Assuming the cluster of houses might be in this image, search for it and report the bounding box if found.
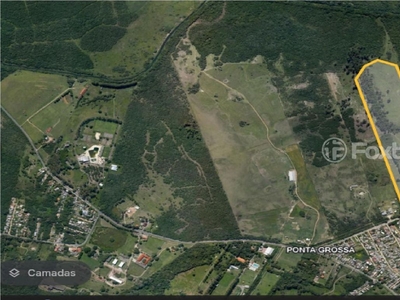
[231,246,275,272]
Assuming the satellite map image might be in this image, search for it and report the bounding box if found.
[1,0,400,298]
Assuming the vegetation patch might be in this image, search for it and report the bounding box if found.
[1,113,32,228]
[1,1,199,78]
[80,25,127,52]
[90,227,127,252]
[286,144,320,209]
[212,271,237,295]
[92,120,119,134]
[98,21,240,241]
[80,252,100,270]
[128,244,222,295]
[191,2,385,73]
[251,272,280,295]
[166,265,210,295]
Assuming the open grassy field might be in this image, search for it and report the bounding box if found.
[184,59,298,240]
[29,96,75,139]
[36,244,53,261]
[206,63,296,149]
[307,147,377,236]
[80,253,100,270]
[251,272,280,295]
[212,270,239,295]
[286,144,320,209]
[1,71,69,124]
[90,1,200,78]
[283,204,319,242]
[166,265,210,295]
[117,234,137,256]
[64,169,88,187]
[362,153,397,204]
[116,170,184,223]
[275,251,302,271]
[78,277,105,293]
[99,219,116,228]
[197,269,221,294]
[128,262,146,277]
[92,120,118,134]
[143,249,179,279]
[102,147,112,159]
[90,226,127,252]
[139,237,164,255]
[21,122,45,142]
[239,268,259,286]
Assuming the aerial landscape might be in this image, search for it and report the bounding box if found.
[1,1,400,297]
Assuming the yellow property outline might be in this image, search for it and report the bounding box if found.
[354,58,400,202]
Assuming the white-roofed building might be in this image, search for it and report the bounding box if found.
[112,258,118,265]
[118,261,125,268]
[108,274,123,284]
[78,155,90,163]
[260,246,275,256]
[111,164,118,171]
[288,169,297,182]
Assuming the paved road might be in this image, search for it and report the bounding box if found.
[324,218,400,247]
[2,104,396,250]
[65,215,100,248]
[134,229,287,247]
[331,259,396,295]
[1,234,53,245]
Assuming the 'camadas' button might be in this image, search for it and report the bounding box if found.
[1,261,91,286]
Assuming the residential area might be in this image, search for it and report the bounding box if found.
[326,220,400,294]
[2,186,98,247]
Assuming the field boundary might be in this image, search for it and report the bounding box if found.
[354,58,400,202]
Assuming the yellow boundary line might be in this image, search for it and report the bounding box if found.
[354,58,400,202]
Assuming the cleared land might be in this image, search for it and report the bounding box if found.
[1,71,68,124]
[89,226,127,252]
[117,234,138,255]
[166,265,210,295]
[92,120,118,134]
[174,44,325,241]
[193,68,294,239]
[29,94,75,139]
[80,253,100,270]
[212,269,240,295]
[116,170,184,223]
[251,272,280,295]
[140,237,165,256]
[239,268,259,286]
[275,251,303,271]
